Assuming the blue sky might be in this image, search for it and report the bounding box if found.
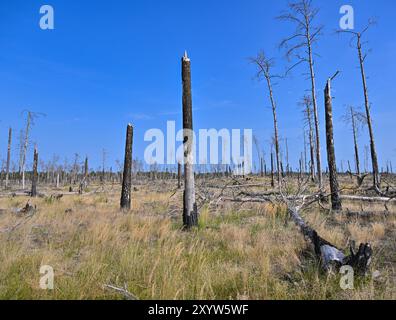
[0,0,395,171]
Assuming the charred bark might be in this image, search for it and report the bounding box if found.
[31,146,38,197]
[120,124,133,211]
[182,51,198,229]
[324,78,342,210]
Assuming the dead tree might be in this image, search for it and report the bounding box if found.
[19,111,45,190]
[270,151,275,188]
[250,52,282,185]
[5,128,12,189]
[338,21,380,190]
[278,0,323,188]
[84,156,89,179]
[342,106,366,177]
[120,124,133,211]
[21,112,31,190]
[79,156,89,194]
[31,146,38,197]
[182,51,198,229]
[177,162,182,189]
[300,96,316,182]
[324,74,342,210]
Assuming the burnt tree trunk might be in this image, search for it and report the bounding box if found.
[350,107,361,176]
[177,162,182,189]
[324,79,342,211]
[120,124,133,211]
[31,146,38,197]
[5,128,12,189]
[182,51,198,229]
[84,157,89,180]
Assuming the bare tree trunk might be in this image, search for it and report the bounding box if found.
[260,158,264,177]
[5,128,12,189]
[357,35,380,189]
[350,107,361,175]
[265,75,282,185]
[22,112,32,190]
[271,152,275,188]
[182,52,198,229]
[120,124,133,211]
[324,79,342,211]
[84,157,89,179]
[306,104,316,182]
[177,162,182,189]
[307,35,322,189]
[31,146,38,197]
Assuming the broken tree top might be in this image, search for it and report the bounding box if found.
[182,51,190,62]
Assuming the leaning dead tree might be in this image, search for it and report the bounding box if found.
[182,51,198,229]
[338,22,380,190]
[120,124,133,211]
[250,52,282,186]
[5,127,12,189]
[31,146,38,197]
[324,74,342,210]
[278,0,323,189]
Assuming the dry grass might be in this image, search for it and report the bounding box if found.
[0,179,395,300]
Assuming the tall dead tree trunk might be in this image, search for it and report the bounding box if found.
[324,77,342,211]
[308,35,323,189]
[350,107,361,175]
[250,52,282,185]
[357,35,380,189]
[84,157,89,179]
[120,124,133,211]
[182,51,198,229]
[278,0,323,188]
[302,96,316,182]
[21,112,32,190]
[5,128,12,189]
[339,24,380,189]
[31,146,38,197]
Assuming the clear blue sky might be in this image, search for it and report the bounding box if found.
[0,0,395,172]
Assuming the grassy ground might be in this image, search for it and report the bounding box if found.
[0,177,395,300]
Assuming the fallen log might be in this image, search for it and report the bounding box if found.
[287,205,372,274]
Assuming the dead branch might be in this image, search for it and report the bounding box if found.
[103,284,139,300]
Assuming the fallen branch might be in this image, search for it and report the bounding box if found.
[103,284,139,300]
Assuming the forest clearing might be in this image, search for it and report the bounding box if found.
[0,173,395,300]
